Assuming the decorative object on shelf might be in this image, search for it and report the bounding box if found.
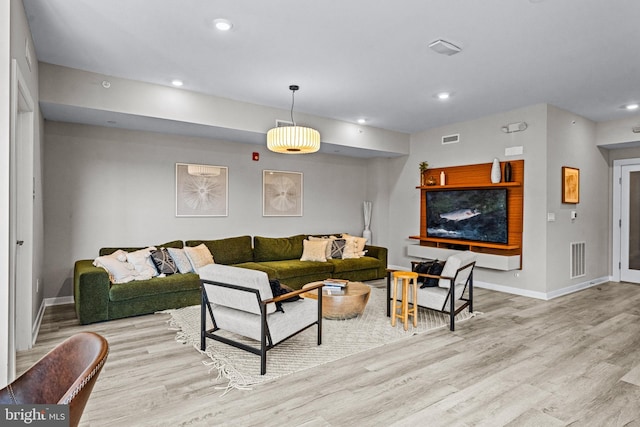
[362,201,372,243]
[176,163,228,217]
[440,171,446,186]
[263,170,303,216]
[490,158,501,183]
[504,161,513,182]
[427,176,437,186]
[267,85,321,154]
[419,161,429,186]
[562,166,580,204]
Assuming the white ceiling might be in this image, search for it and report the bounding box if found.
[23,0,640,141]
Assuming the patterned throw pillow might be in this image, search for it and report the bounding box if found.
[151,248,178,275]
[330,239,347,259]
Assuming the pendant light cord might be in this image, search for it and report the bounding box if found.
[290,89,296,126]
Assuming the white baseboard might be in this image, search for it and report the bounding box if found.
[475,276,610,301]
[31,299,46,346]
[45,296,74,306]
[31,296,75,346]
[389,266,608,300]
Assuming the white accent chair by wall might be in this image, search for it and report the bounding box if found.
[387,251,477,331]
[199,264,323,375]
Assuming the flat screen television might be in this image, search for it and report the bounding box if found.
[426,188,508,244]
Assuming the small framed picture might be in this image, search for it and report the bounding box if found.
[263,170,303,216]
[562,166,580,204]
[176,163,228,217]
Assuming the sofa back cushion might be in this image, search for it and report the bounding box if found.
[99,240,183,256]
[185,236,253,265]
[254,235,306,262]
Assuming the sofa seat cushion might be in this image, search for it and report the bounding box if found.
[256,260,334,279]
[328,256,381,273]
[231,262,278,279]
[186,236,253,265]
[109,273,200,302]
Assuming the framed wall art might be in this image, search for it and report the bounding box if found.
[562,166,580,204]
[176,163,228,217]
[263,170,303,216]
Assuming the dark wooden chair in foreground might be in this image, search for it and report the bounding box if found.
[199,263,323,375]
[0,332,109,427]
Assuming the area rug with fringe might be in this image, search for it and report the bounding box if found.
[165,285,477,394]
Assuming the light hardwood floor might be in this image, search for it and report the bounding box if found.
[17,281,640,426]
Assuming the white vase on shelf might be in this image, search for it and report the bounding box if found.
[491,158,501,184]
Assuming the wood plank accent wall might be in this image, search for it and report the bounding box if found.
[412,160,524,260]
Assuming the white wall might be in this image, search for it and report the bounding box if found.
[43,121,376,298]
[596,114,640,147]
[545,105,609,292]
[390,104,550,294]
[10,0,43,340]
[39,63,410,157]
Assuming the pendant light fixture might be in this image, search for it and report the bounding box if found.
[267,85,321,154]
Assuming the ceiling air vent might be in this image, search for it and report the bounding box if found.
[442,134,460,145]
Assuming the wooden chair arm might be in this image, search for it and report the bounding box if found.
[263,282,324,304]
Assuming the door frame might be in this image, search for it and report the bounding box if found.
[612,158,640,282]
[9,59,35,373]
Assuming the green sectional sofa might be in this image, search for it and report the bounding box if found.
[74,234,387,324]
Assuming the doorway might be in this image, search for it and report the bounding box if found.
[613,159,640,283]
[8,60,35,382]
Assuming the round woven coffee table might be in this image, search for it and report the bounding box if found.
[301,281,371,320]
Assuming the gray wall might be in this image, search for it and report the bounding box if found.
[545,105,609,292]
[43,103,617,301]
[389,104,550,294]
[384,104,610,296]
[10,0,44,339]
[43,121,375,298]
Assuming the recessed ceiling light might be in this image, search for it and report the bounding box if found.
[437,92,451,100]
[357,118,367,124]
[625,103,639,110]
[214,19,233,31]
[171,79,183,87]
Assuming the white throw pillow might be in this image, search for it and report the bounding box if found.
[126,247,158,279]
[300,239,328,262]
[167,247,193,274]
[308,236,333,259]
[342,233,367,252]
[341,236,361,259]
[93,250,139,284]
[184,244,215,273]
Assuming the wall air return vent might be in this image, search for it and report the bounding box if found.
[570,241,586,279]
[442,134,460,145]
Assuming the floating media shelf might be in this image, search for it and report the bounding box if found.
[411,160,524,270]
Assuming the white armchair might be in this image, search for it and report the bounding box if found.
[387,251,477,331]
[199,264,323,375]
